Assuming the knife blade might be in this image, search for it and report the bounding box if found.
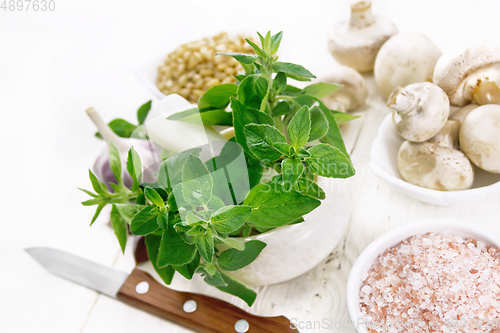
[26,247,299,333]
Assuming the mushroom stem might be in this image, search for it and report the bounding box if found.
[387,87,419,116]
[350,0,375,28]
[86,107,130,153]
[470,79,500,105]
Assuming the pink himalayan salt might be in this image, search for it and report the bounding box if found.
[359,232,500,333]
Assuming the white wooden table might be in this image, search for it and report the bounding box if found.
[2,0,500,332]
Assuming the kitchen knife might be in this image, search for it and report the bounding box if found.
[26,247,299,333]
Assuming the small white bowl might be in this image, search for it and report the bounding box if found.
[346,219,500,333]
[370,114,500,205]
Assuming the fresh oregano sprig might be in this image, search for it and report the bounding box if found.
[80,31,356,307]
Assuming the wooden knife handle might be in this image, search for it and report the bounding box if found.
[117,268,299,333]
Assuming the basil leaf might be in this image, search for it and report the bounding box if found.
[295,178,326,200]
[231,97,274,155]
[182,155,213,206]
[114,204,144,224]
[294,95,348,157]
[331,110,361,124]
[215,53,258,65]
[160,148,202,190]
[216,271,257,306]
[272,101,290,117]
[195,228,214,263]
[95,119,138,139]
[197,83,238,111]
[305,143,355,178]
[211,206,252,234]
[270,31,283,55]
[272,142,294,157]
[157,227,197,267]
[127,147,142,189]
[272,62,316,79]
[243,183,320,228]
[244,124,286,161]
[144,187,165,207]
[172,252,200,280]
[273,72,287,93]
[287,106,311,149]
[302,82,341,99]
[130,206,161,235]
[218,240,266,271]
[282,158,304,187]
[88,170,107,196]
[145,234,175,285]
[137,100,152,125]
[309,106,329,141]
[110,205,128,253]
[237,75,268,110]
[244,38,266,58]
[156,209,169,230]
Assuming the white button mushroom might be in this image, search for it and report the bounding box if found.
[398,134,474,191]
[374,33,442,99]
[450,104,479,123]
[315,65,368,112]
[459,104,500,173]
[429,119,461,149]
[388,82,450,142]
[433,45,500,106]
[328,0,397,72]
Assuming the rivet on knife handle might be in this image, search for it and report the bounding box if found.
[117,268,299,333]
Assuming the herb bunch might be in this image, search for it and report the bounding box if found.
[81,31,356,306]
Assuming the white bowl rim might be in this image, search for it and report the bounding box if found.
[346,219,500,333]
[370,114,500,203]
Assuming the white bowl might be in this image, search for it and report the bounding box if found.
[225,176,353,286]
[346,219,500,333]
[370,114,500,205]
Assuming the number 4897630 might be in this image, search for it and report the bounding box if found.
[1,0,55,11]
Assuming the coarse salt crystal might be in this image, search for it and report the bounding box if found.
[359,232,500,333]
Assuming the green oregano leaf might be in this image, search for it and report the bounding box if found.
[182,155,213,206]
[210,206,252,234]
[145,234,175,285]
[144,187,165,207]
[288,105,311,149]
[130,206,160,235]
[110,205,127,253]
[305,143,355,178]
[218,240,267,271]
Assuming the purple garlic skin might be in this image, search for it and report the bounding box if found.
[93,140,162,191]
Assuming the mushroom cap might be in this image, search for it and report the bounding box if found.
[374,33,442,99]
[389,82,450,142]
[398,141,474,191]
[459,104,500,173]
[328,1,397,72]
[429,119,461,150]
[433,45,500,106]
[316,65,368,112]
[449,104,479,123]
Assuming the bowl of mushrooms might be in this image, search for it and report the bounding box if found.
[370,45,500,205]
